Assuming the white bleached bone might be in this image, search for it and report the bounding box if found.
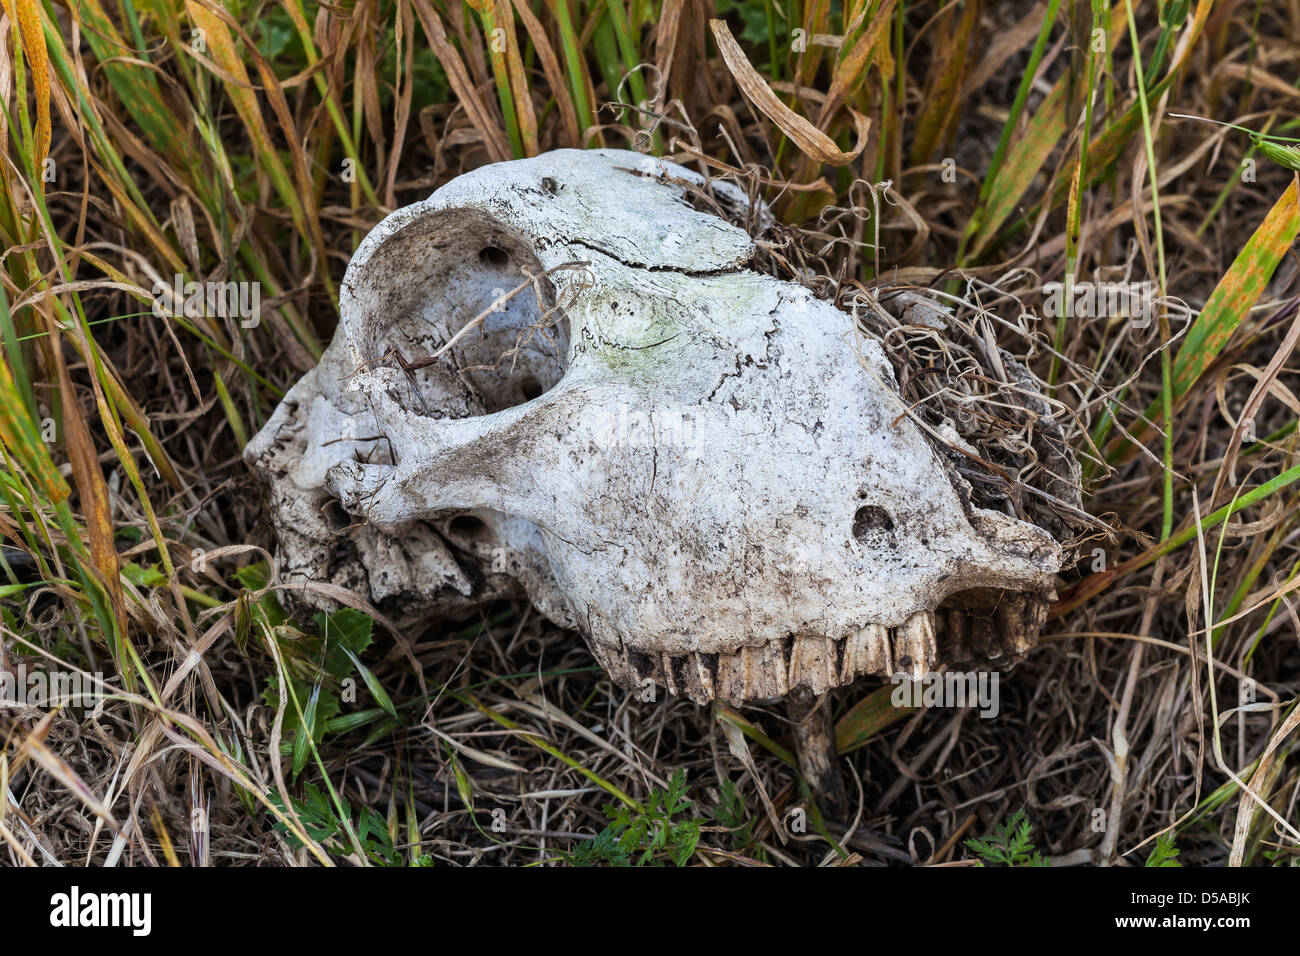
[245,148,1070,704]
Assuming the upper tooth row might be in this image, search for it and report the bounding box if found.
[587,596,1046,703]
[588,610,942,703]
[713,611,937,700]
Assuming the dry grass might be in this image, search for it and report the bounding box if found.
[1,0,1299,866]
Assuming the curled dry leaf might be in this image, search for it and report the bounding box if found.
[708,18,869,168]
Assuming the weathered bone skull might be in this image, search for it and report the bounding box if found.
[246,149,1068,704]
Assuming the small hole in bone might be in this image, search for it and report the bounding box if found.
[478,246,509,267]
[519,375,544,401]
[447,513,492,545]
[852,505,895,541]
[322,500,351,532]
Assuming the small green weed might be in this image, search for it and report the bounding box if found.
[709,777,766,861]
[1145,831,1183,867]
[269,782,431,867]
[964,808,1049,867]
[566,768,701,866]
[237,561,399,776]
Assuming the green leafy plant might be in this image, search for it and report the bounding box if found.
[566,768,701,867]
[710,777,765,860]
[269,782,431,867]
[964,808,1049,867]
[1145,831,1182,867]
[238,562,398,776]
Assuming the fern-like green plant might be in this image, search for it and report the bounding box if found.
[566,768,701,866]
[710,777,764,857]
[964,808,1049,866]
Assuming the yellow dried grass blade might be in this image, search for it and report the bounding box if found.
[1,0,51,172]
[55,348,126,638]
[1173,177,1300,399]
[908,0,977,165]
[411,0,511,162]
[965,82,1067,258]
[963,0,1130,259]
[710,18,869,168]
[184,0,327,283]
[509,0,580,145]
[1109,177,1300,460]
[836,684,914,754]
[814,0,894,130]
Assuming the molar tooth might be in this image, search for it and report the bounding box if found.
[662,653,681,697]
[943,608,970,661]
[971,613,997,658]
[998,594,1037,655]
[589,637,629,686]
[761,640,790,699]
[842,623,890,680]
[681,652,715,703]
[753,641,790,699]
[716,651,745,704]
[717,642,788,702]
[893,611,937,679]
[788,636,837,695]
[626,648,663,690]
[1030,593,1050,631]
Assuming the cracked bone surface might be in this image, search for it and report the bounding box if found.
[245,148,1069,704]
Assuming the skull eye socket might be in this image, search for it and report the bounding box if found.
[852,505,895,544]
[348,208,569,417]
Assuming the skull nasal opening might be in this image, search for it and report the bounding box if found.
[346,206,570,416]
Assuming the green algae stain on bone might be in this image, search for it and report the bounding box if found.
[576,272,772,379]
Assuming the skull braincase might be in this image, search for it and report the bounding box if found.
[245,148,1069,704]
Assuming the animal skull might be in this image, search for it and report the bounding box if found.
[245,148,1070,704]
